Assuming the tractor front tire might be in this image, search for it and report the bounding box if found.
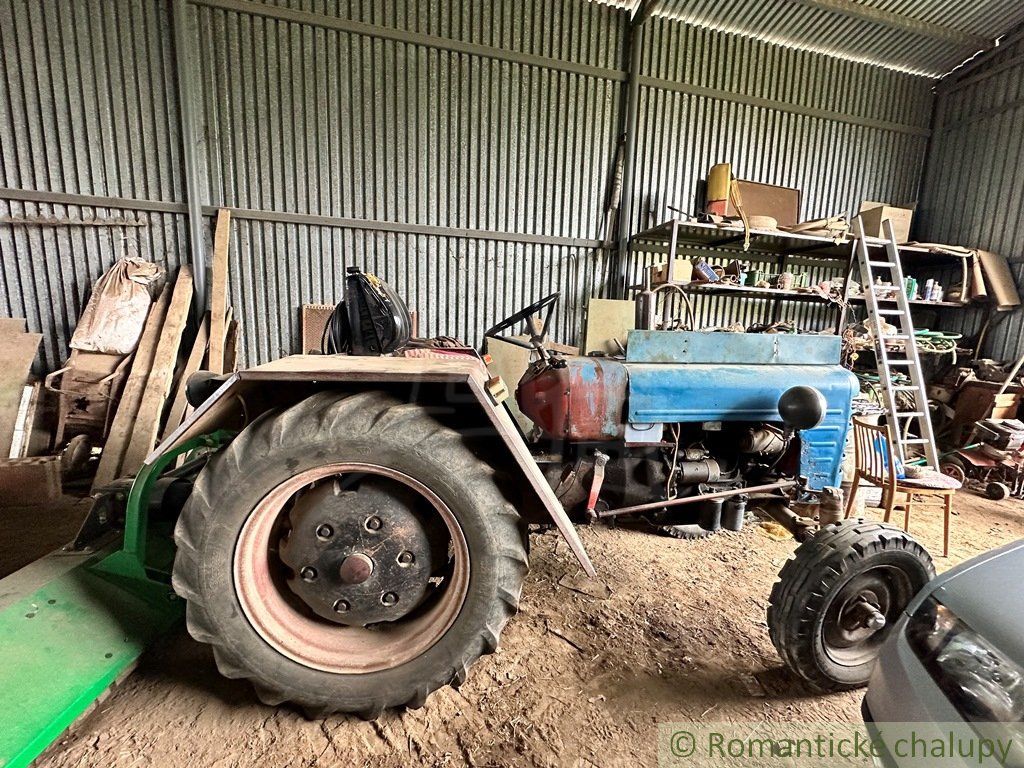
[767,520,934,692]
[172,390,528,718]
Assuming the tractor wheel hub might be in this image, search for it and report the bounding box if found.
[278,475,437,626]
[339,553,374,584]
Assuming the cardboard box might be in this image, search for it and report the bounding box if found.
[952,381,1023,435]
[649,259,693,286]
[859,202,914,243]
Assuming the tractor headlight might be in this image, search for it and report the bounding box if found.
[907,597,1024,723]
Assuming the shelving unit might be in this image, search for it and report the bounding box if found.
[627,218,971,333]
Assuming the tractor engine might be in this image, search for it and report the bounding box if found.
[516,330,858,532]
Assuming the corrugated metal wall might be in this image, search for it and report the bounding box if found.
[916,30,1024,360]
[0,0,188,370]
[2,0,944,368]
[623,17,934,332]
[181,0,627,362]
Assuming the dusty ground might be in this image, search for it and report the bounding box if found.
[15,489,1023,768]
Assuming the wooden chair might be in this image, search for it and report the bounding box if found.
[845,416,960,556]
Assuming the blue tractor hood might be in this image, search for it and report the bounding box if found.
[624,331,858,490]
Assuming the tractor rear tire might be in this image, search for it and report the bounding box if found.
[767,520,934,692]
[172,390,528,718]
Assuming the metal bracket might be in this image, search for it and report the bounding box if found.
[90,429,236,589]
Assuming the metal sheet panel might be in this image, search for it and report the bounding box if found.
[0,0,184,371]
[185,0,624,239]
[625,330,842,364]
[240,0,629,70]
[916,35,1024,360]
[630,18,932,231]
[175,0,627,363]
[0,199,188,370]
[622,18,932,332]
[225,216,616,364]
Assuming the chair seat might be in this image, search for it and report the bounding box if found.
[899,467,962,491]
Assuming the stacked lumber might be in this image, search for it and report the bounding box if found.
[92,270,188,489]
[91,208,240,489]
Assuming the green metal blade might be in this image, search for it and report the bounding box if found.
[0,550,182,768]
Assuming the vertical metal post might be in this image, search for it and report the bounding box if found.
[836,238,857,335]
[615,12,647,298]
[171,0,208,314]
[662,218,679,327]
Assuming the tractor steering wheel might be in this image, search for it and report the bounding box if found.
[483,292,561,356]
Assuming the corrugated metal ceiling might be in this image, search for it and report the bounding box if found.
[606,0,1024,78]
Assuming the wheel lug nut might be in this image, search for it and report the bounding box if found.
[333,599,350,613]
[315,523,334,540]
[300,566,318,582]
[397,550,415,566]
[365,515,382,531]
[381,592,398,607]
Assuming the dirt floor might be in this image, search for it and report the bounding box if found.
[15,489,1023,767]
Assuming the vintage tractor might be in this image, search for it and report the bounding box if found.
[0,270,935,767]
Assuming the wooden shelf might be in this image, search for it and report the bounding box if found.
[675,282,836,303]
[629,219,852,261]
[629,219,973,267]
[848,296,967,308]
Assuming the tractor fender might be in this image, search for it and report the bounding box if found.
[151,354,595,577]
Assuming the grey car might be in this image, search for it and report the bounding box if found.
[864,539,1024,766]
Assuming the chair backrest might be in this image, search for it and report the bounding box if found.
[851,416,897,487]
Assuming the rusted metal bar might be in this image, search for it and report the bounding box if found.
[596,480,796,519]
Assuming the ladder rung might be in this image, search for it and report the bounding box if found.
[893,385,918,391]
[895,411,925,418]
[868,261,895,268]
[887,360,917,366]
[903,438,929,444]
[884,334,912,340]
[876,309,905,315]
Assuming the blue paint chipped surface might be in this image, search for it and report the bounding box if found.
[627,363,858,489]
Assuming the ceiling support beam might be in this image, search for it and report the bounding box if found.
[785,0,991,49]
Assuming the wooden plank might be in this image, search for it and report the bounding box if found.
[0,318,27,334]
[485,338,534,433]
[120,267,194,476]
[10,382,48,457]
[223,314,239,373]
[92,286,171,490]
[0,324,42,458]
[160,314,209,441]
[583,298,635,355]
[208,208,231,374]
